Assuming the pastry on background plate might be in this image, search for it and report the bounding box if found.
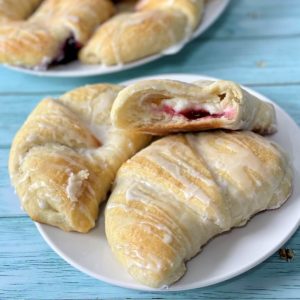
[79,0,204,65]
[111,79,277,135]
[0,0,115,69]
[9,84,150,233]
[105,131,292,288]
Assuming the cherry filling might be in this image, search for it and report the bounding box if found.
[51,35,82,66]
[162,105,225,120]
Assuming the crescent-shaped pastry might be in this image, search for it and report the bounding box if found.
[0,0,115,69]
[79,9,188,65]
[9,84,150,233]
[105,131,292,287]
[0,0,42,22]
[111,79,277,135]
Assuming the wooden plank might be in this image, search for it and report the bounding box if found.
[0,36,300,94]
[0,148,23,216]
[206,0,300,39]
[0,216,299,299]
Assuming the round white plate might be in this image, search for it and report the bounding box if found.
[5,0,230,77]
[36,74,300,291]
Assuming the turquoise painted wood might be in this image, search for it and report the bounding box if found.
[1,0,300,299]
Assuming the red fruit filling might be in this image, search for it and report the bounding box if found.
[162,105,225,120]
[51,35,82,66]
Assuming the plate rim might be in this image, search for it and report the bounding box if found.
[36,73,300,292]
[4,0,230,78]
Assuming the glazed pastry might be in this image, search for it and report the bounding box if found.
[111,79,277,135]
[9,84,150,233]
[30,0,115,45]
[115,0,138,13]
[136,0,204,30]
[79,9,188,65]
[0,0,115,69]
[105,131,292,287]
[0,0,43,22]
[0,23,64,69]
[79,0,203,65]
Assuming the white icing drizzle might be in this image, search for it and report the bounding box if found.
[115,244,164,273]
[22,180,49,204]
[108,200,181,248]
[109,180,197,253]
[186,132,284,226]
[149,152,211,203]
[66,170,89,202]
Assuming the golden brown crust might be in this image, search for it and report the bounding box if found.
[105,131,292,287]
[9,84,150,233]
[0,23,62,68]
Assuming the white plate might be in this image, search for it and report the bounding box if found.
[4,0,230,77]
[35,74,300,291]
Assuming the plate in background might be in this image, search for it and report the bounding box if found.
[35,74,300,291]
[5,0,230,77]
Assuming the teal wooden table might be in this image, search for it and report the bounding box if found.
[1,1,300,299]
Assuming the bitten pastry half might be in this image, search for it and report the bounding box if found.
[105,131,292,288]
[79,0,204,65]
[0,0,115,69]
[111,79,277,135]
[9,84,150,233]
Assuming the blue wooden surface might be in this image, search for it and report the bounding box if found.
[1,0,300,299]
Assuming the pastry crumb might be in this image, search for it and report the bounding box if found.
[256,60,267,68]
[279,248,295,261]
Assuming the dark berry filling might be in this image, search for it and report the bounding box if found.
[162,105,224,120]
[51,35,82,66]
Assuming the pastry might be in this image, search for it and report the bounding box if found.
[79,10,188,65]
[0,0,115,69]
[105,131,292,287]
[9,84,150,233]
[111,79,277,135]
[0,0,205,68]
[79,0,204,65]
[0,0,42,23]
